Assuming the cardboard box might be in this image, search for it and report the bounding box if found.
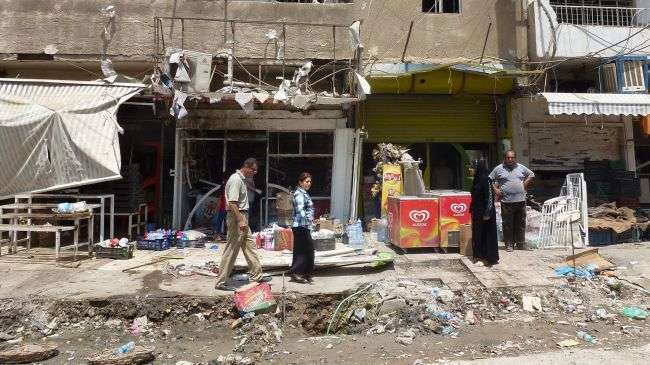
[459,224,473,257]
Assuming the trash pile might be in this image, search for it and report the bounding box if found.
[232,313,283,356]
[163,261,220,278]
[326,271,649,347]
[326,279,472,340]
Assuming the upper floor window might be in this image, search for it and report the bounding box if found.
[549,0,644,27]
[422,0,461,13]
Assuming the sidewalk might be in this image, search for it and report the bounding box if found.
[0,241,648,300]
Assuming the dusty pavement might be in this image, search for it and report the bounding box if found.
[0,242,648,364]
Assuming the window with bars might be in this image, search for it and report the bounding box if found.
[549,0,643,27]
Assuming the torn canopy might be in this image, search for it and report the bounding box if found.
[0,79,143,199]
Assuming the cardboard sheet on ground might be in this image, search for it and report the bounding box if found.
[0,79,143,199]
[553,248,615,273]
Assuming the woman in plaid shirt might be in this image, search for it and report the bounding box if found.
[288,172,315,284]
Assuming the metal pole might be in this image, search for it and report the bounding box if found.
[401,21,414,63]
[181,19,185,50]
[479,22,493,65]
[332,26,337,95]
[229,21,236,92]
[172,129,183,229]
[265,131,270,226]
[349,129,363,221]
[282,24,286,79]
[223,0,229,44]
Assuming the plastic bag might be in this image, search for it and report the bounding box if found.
[345,219,365,247]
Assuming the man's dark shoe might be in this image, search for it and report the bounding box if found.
[215,283,237,291]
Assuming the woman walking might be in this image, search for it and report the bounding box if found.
[289,172,315,283]
[470,158,499,266]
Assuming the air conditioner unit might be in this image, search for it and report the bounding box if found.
[622,60,645,92]
[599,56,649,93]
[165,49,213,93]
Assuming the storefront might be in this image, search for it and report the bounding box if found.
[512,93,644,202]
[358,63,517,220]
[171,103,356,230]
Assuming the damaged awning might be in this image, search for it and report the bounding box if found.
[542,92,650,116]
[365,60,528,94]
[0,78,144,199]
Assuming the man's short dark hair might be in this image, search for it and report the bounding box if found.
[242,158,258,168]
[504,150,516,157]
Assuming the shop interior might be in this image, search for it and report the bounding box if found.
[179,130,335,234]
[361,142,493,221]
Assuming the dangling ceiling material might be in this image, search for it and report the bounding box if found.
[0,79,143,199]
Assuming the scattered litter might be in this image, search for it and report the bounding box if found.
[595,308,608,319]
[522,296,542,312]
[395,329,417,346]
[128,316,150,336]
[349,308,367,323]
[620,307,648,320]
[576,331,595,344]
[212,353,253,365]
[88,345,155,365]
[113,341,135,355]
[555,266,596,279]
[557,339,580,348]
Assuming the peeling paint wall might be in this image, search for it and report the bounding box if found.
[0,0,519,64]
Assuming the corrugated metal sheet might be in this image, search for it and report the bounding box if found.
[542,92,650,116]
[0,79,143,199]
[360,95,497,143]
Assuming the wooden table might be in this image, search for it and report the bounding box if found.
[14,194,115,241]
[0,204,99,260]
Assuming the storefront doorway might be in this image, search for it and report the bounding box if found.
[174,130,337,231]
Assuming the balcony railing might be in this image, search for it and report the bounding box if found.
[551,5,650,27]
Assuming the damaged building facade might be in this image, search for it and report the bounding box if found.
[0,0,572,231]
[517,0,650,206]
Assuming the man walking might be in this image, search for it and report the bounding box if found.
[489,151,534,252]
[215,158,268,291]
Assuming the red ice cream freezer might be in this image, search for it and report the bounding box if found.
[427,190,472,248]
[387,196,440,248]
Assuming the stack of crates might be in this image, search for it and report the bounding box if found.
[584,159,640,207]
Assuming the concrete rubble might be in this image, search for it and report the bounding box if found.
[0,244,648,363]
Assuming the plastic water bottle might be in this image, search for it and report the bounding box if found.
[114,341,135,355]
[576,331,595,343]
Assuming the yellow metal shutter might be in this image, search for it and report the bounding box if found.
[360,95,497,143]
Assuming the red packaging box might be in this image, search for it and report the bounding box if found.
[387,196,440,248]
[234,282,277,315]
